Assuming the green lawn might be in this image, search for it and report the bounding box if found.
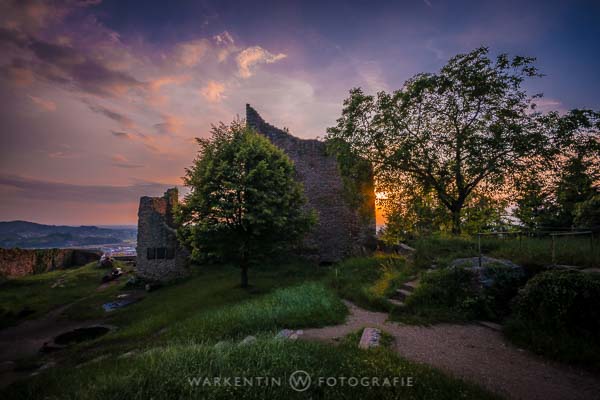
[0,257,500,399]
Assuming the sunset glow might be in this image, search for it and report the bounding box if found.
[1,0,599,225]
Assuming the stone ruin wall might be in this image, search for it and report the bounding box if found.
[136,188,189,282]
[135,105,376,280]
[0,248,101,278]
[246,104,376,262]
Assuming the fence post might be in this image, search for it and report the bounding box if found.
[591,233,595,265]
[478,234,482,267]
[551,234,556,265]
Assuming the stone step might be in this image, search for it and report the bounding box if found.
[394,288,412,300]
[477,321,502,331]
[401,280,419,292]
[388,299,405,307]
[358,327,381,349]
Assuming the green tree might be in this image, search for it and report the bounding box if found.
[327,47,547,234]
[555,156,596,227]
[514,110,600,229]
[574,194,600,229]
[178,121,315,288]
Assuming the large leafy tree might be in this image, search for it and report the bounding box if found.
[178,121,315,288]
[327,47,547,234]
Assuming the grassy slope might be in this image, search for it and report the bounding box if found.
[0,258,498,399]
[0,262,128,328]
[329,255,416,311]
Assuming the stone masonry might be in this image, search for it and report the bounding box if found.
[135,105,376,280]
[246,104,376,262]
[136,188,189,282]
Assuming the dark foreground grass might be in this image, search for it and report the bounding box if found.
[504,320,600,370]
[3,338,498,400]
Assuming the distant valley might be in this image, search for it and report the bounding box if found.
[0,221,136,249]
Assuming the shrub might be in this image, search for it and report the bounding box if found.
[480,265,526,320]
[511,271,600,337]
[505,270,600,367]
[401,268,485,322]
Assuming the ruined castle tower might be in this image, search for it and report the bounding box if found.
[136,188,189,281]
[246,104,376,262]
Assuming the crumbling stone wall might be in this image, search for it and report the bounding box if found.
[0,248,101,278]
[246,104,376,262]
[136,188,189,282]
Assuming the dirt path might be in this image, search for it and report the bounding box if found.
[303,301,600,400]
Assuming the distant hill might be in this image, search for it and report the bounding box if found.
[0,221,137,249]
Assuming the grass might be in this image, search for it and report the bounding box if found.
[504,319,600,370]
[3,338,498,400]
[329,255,416,311]
[168,282,347,342]
[390,267,484,325]
[409,235,600,271]
[0,262,127,328]
[0,257,500,399]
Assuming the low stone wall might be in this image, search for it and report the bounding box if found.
[0,248,101,278]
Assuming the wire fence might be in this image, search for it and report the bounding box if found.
[477,228,598,268]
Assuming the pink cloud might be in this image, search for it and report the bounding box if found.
[201,80,226,103]
[29,94,56,111]
[236,46,287,78]
[175,39,210,67]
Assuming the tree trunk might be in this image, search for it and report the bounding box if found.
[451,206,462,235]
[241,264,248,288]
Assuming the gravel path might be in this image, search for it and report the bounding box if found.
[302,301,600,400]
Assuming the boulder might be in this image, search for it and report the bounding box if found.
[239,335,256,346]
[98,256,114,269]
[450,256,524,288]
[276,329,303,340]
[358,327,381,349]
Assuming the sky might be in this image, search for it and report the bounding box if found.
[0,0,599,226]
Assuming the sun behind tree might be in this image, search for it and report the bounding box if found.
[177,120,316,288]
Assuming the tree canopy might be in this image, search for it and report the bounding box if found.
[327,47,599,234]
[178,121,315,287]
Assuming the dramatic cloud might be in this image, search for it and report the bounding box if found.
[0,0,594,225]
[236,46,287,78]
[213,31,234,46]
[175,39,210,67]
[111,154,144,169]
[28,94,56,111]
[110,130,132,139]
[87,103,135,128]
[1,34,144,96]
[153,115,183,135]
[0,173,175,203]
[201,80,226,102]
